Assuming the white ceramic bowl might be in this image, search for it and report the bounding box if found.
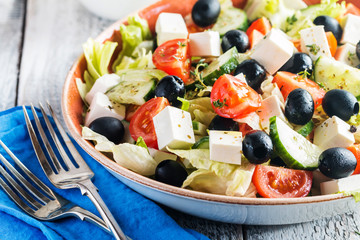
[62,0,360,225]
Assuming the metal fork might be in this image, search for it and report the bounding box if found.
[0,139,109,232]
[23,104,128,240]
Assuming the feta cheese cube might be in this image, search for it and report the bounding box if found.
[250,29,294,75]
[283,0,307,10]
[256,95,286,133]
[209,130,243,165]
[189,31,221,57]
[85,74,120,104]
[313,116,355,150]
[153,106,195,150]
[300,26,332,61]
[334,43,360,67]
[320,174,360,195]
[155,13,188,46]
[341,14,360,45]
[84,92,126,126]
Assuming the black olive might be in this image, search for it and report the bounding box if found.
[221,30,250,53]
[313,15,343,42]
[155,160,188,187]
[270,157,287,167]
[279,53,313,75]
[322,89,359,121]
[89,117,125,144]
[153,37,158,52]
[234,59,266,91]
[319,147,357,179]
[155,75,185,107]
[285,88,314,125]
[242,130,273,164]
[208,115,239,131]
[192,0,221,27]
[356,41,360,60]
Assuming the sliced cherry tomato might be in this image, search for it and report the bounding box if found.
[347,144,360,175]
[248,29,264,49]
[252,165,313,198]
[210,74,262,119]
[325,31,337,57]
[272,71,326,109]
[129,97,170,149]
[246,17,272,37]
[153,39,191,83]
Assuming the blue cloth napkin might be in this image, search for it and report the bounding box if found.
[0,106,210,240]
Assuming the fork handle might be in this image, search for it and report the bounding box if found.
[78,179,128,240]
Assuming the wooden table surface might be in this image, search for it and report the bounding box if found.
[2,0,360,239]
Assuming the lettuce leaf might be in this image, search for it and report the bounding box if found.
[168,148,256,196]
[112,14,152,71]
[112,143,157,176]
[187,97,216,127]
[284,0,345,38]
[116,47,155,71]
[83,38,118,85]
[82,127,157,176]
[82,127,115,152]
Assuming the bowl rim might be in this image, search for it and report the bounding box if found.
[61,0,350,207]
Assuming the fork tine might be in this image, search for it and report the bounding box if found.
[0,176,37,217]
[46,102,90,169]
[0,163,43,209]
[0,139,54,201]
[27,105,63,173]
[39,103,76,170]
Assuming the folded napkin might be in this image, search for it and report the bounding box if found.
[0,106,210,240]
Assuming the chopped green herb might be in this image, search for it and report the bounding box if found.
[306,44,320,55]
[213,98,228,108]
[177,41,187,47]
[286,14,298,25]
[195,83,206,89]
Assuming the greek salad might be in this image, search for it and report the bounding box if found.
[77,0,360,199]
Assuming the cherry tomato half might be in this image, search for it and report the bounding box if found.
[153,39,191,83]
[129,97,170,149]
[252,165,313,198]
[210,74,262,119]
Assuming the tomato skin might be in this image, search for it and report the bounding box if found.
[252,165,313,198]
[347,145,360,175]
[129,97,170,149]
[272,71,326,109]
[246,17,272,36]
[248,29,264,49]
[210,74,262,119]
[153,39,191,83]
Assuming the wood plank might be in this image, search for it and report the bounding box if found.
[243,205,360,240]
[16,0,243,239]
[17,0,113,119]
[0,0,25,110]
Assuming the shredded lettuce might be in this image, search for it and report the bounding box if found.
[83,38,118,86]
[112,143,157,176]
[284,0,346,38]
[167,148,256,196]
[187,98,216,127]
[116,48,155,71]
[177,97,190,111]
[112,14,152,71]
[82,127,115,152]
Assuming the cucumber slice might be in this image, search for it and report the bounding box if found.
[270,116,322,170]
[107,79,156,105]
[192,121,207,135]
[202,47,240,86]
[314,56,360,98]
[192,136,209,149]
[295,120,314,138]
[211,6,248,36]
